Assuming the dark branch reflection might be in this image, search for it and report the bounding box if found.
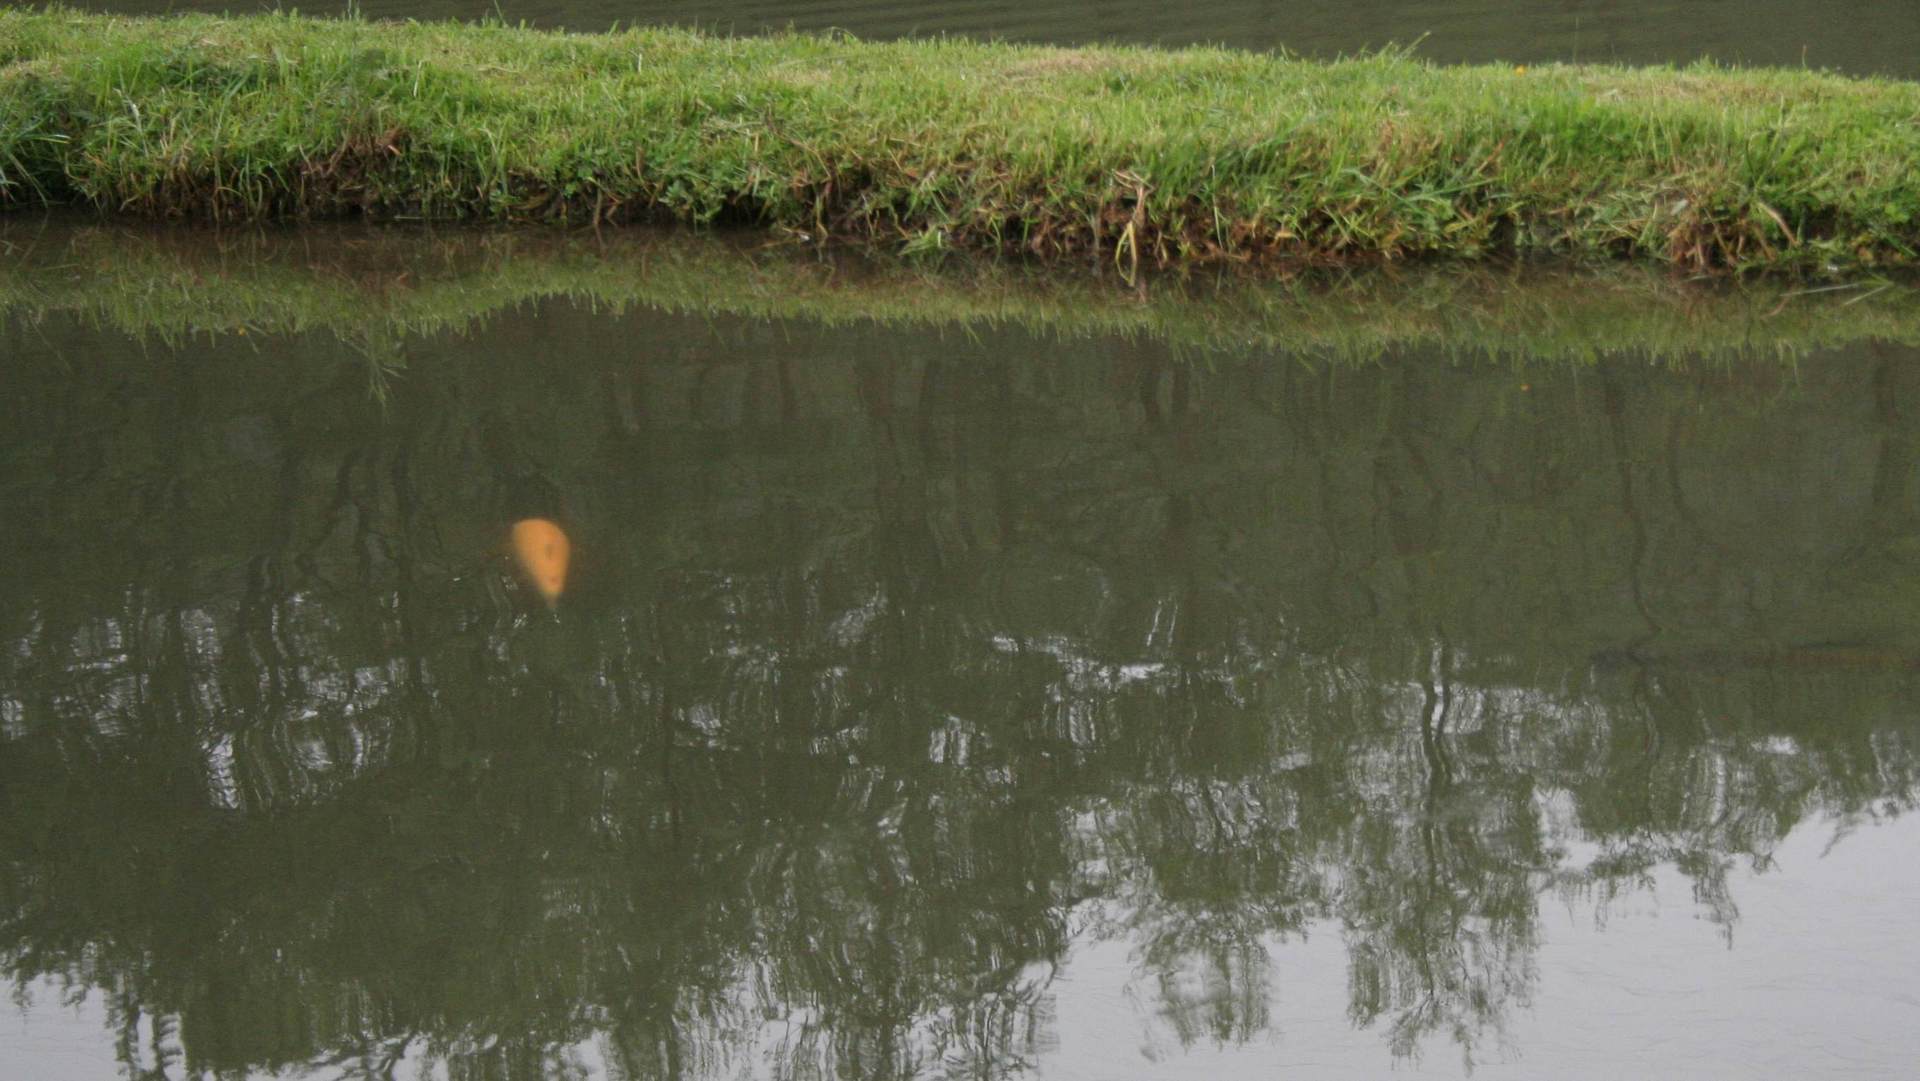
[3,302,1919,1079]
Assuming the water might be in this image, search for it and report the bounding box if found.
[51,0,1920,78]
[2,222,1920,1079]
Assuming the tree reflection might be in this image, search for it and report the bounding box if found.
[3,305,1920,1078]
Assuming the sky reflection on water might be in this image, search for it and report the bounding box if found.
[3,230,1920,1079]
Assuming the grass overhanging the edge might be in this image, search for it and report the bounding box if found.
[3,10,1920,274]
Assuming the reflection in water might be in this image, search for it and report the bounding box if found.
[2,294,1920,1079]
[511,518,572,607]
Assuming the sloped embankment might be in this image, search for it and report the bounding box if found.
[3,11,1920,272]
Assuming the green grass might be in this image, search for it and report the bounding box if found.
[3,10,1920,273]
[6,221,1919,362]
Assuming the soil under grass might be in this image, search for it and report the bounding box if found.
[4,10,1920,273]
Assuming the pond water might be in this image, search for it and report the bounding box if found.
[3,223,1920,1079]
[49,0,1920,78]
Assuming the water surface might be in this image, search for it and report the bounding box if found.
[40,0,1920,78]
[3,224,1920,1079]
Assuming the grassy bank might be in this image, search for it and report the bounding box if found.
[5,221,1919,362]
[2,13,1919,272]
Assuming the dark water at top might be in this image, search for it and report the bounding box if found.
[54,0,1920,78]
[3,224,1920,1078]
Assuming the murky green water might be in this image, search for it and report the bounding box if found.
[51,0,1920,78]
[3,223,1920,1079]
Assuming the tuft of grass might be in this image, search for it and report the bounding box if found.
[3,9,1920,273]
